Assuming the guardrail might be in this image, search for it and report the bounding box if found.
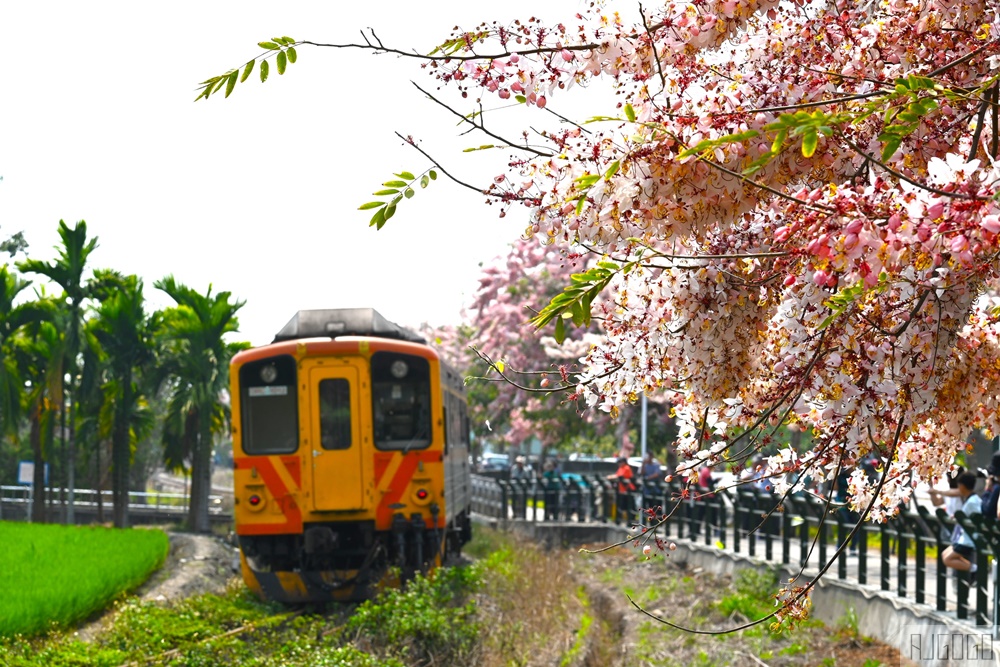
[470,474,1000,628]
[0,485,227,521]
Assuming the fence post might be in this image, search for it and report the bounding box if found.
[781,501,791,565]
[879,522,892,592]
[835,508,847,580]
[896,518,909,599]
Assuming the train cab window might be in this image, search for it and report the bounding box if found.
[371,352,431,451]
[240,355,298,454]
[319,378,352,450]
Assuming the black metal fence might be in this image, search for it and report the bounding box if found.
[470,474,1000,626]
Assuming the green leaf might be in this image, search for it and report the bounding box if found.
[372,189,399,196]
[259,41,280,50]
[224,70,238,98]
[428,170,438,180]
[282,36,295,43]
[881,137,902,162]
[604,160,621,180]
[369,207,386,228]
[771,129,787,154]
[260,59,269,83]
[286,46,297,64]
[384,204,397,223]
[383,180,408,188]
[575,196,586,215]
[800,129,818,158]
[240,60,255,83]
[554,315,566,344]
[397,171,415,180]
[515,95,527,104]
[742,152,775,175]
[496,361,505,373]
[404,188,415,199]
[624,104,636,122]
[212,79,226,94]
[420,175,430,188]
[276,51,287,75]
[359,202,385,211]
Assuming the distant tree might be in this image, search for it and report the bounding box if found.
[0,266,50,440]
[91,272,157,528]
[155,276,246,533]
[13,315,63,522]
[465,237,618,452]
[0,231,27,258]
[18,220,98,523]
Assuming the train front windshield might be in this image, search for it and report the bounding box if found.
[371,351,431,451]
[239,355,299,454]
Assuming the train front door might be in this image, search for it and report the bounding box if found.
[308,364,365,512]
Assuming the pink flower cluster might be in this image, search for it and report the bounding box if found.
[424,0,1000,517]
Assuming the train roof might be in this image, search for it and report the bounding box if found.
[272,308,426,344]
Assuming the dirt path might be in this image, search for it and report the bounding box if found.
[75,532,240,642]
[138,532,241,603]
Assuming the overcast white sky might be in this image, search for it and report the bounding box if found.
[0,1,601,347]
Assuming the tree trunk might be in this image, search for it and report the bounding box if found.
[111,376,132,529]
[30,410,45,523]
[60,400,68,523]
[95,439,104,523]
[188,407,213,533]
[67,397,76,525]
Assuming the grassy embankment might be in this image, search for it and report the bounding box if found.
[0,521,169,638]
[0,527,600,667]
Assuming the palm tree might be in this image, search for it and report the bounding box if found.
[0,265,51,439]
[18,220,98,523]
[13,316,64,522]
[91,273,156,528]
[155,276,245,533]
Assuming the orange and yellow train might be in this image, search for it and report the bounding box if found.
[230,308,472,602]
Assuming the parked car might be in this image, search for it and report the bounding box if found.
[478,453,511,473]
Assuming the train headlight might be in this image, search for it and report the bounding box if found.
[260,364,278,383]
[390,360,408,378]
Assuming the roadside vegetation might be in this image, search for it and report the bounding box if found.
[0,522,168,638]
[0,526,906,666]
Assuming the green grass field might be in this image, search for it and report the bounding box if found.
[0,521,169,638]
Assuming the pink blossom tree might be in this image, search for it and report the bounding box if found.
[201,0,1000,627]
[463,236,603,451]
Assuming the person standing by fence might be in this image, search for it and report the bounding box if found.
[608,457,636,523]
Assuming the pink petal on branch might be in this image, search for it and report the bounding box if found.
[982,215,1000,234]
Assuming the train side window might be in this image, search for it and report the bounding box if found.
[240,355,298,455]
[319,378,352,450]
[371,352,431,451]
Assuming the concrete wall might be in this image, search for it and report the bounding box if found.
[671,539,1000,667]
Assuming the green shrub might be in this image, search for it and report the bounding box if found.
[346,565,483,664]
[716,568,778,623]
